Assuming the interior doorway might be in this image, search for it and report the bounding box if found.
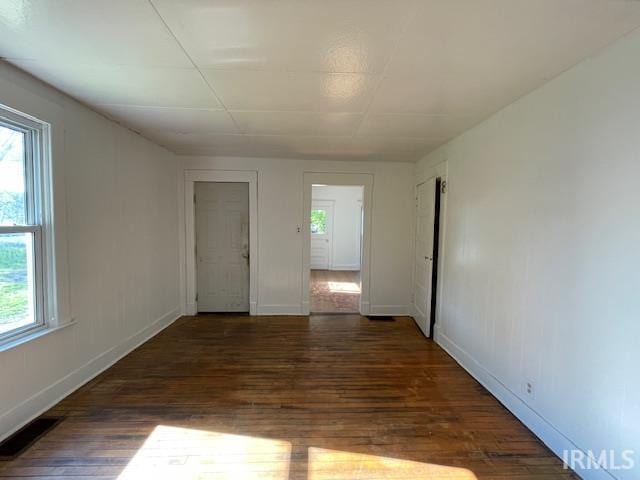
[309,185,363,314]
[195,182,250,313]
[302,173,372,316]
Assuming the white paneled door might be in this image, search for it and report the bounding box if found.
[414,178,436,336]
[195,182,249,312]
[310,200,334,270]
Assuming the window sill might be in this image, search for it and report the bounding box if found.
[0,319,76,353]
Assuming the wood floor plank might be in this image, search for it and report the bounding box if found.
[0,315,577,479]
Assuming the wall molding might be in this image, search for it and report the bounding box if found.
[0,307,181,442]
[436,330,616,480]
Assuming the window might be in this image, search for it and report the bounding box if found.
[0,106,52,344]
[310,209,327,234]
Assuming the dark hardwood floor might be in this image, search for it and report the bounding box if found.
[0,315,577,479]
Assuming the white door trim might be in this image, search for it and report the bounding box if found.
[185,170,258,316]
[302,173,373,315]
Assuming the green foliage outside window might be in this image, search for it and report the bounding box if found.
[0,127,29,330]
[0,192,23,225]
[0,237,28,325]
[310,209,327,234]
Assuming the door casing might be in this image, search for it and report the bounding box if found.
[302,173,373,316]
[184,170,258,316]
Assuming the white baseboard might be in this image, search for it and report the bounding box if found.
[360,300,370,316]
[185,302,197,315]
[436,331,616,480]
[301,300,310,316]
[256,304,304,315]
[0,307,181,442]
[368,304,409,316]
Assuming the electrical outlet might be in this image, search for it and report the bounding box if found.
[525,380,535,399]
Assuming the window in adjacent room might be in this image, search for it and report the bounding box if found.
[310,209,327,234]
[0,105,53,345]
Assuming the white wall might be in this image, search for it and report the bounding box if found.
[180,157,414,316]
[419,30,640,480]
[312,185,362,270]
[0,62,181,440]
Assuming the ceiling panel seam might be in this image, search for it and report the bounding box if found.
[146,0,243,134]
[351,1,421,139]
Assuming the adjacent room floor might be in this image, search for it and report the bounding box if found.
[310,270,360,313]
[0,315,576,479]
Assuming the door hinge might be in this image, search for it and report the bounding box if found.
[441,180,447,194]
[195,293,198,302]
[193,193,196,203]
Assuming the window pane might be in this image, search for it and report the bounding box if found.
[0,125,26,226]
[0,233,36,335]
[311,209,327,234]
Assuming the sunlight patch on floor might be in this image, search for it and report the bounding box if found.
[117,426,291,480]
[307,447,477,480]
[327,281,361,294]
[117,426,477,480]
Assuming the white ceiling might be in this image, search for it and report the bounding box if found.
[1,0,640,162]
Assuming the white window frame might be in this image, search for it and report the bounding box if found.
[0,105,55,345]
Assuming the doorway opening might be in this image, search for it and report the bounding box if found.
[194,181,250,313]
[309,185,364,314]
